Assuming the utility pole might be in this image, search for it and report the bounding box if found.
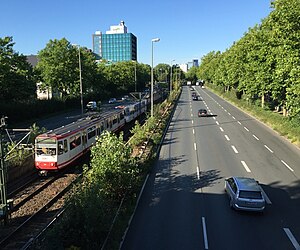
[0,116,8,225]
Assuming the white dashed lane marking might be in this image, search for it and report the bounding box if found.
[253,134,260,140]
[261,188,272,204]
[202,217,209,249]
[264,145,274,153]
[241,161,251,172]
[224,135,230,141]
[281,160,294,172]
[283,228,300,250]
[244,126,249,132]
[231,145,239,154]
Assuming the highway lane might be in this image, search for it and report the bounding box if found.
[122,88,205,249]
[192,86,300,249]
[121,86,300,250]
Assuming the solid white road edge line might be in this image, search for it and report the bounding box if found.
[241,160,251,172]
[119,174,150,248]
[231,145,239,154]
[281,160,294,172]
[264,144,274,153]
[283,228,300,250]
[202,217,209,249]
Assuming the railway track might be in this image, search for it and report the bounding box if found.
[0,114,147,249]
[0,169,80,249]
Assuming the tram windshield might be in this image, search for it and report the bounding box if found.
[36,138,57,156]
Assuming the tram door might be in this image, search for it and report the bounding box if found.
[82,132,87,151]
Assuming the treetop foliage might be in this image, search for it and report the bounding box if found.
[197,0,300,119]
[0,36,36,101]
[88,131,139,200]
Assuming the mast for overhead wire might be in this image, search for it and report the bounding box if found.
[0,116,8,225]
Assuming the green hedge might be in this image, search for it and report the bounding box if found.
[0,98,80,125]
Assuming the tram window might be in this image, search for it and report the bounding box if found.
[70,134,81,150]
[97,127,101,135]
[113,117,117,125]
[58,141,64,155]
[36,148,56,156]
[64,139,68,153]
[88,129,96,140]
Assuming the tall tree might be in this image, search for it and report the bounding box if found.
[36,38,97,99]
[154,63,170,83]
[97,61,150,99]
[0,36,36,101]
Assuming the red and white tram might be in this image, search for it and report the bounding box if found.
[35,110,125,175]
[124,99,147,122]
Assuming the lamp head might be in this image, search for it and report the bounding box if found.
[151,38,160,42]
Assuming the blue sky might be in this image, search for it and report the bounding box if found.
[1,0,272,65]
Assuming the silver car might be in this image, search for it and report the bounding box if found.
[225,177,266,212]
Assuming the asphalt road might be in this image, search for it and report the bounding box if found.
[121,86,300,250]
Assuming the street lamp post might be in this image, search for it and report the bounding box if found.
[151,38,160,117]
[73,44,83,117]
[170,59,175,93]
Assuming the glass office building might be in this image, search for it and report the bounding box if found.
[93,21,137,62]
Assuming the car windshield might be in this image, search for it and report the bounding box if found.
[239,190,262,199]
